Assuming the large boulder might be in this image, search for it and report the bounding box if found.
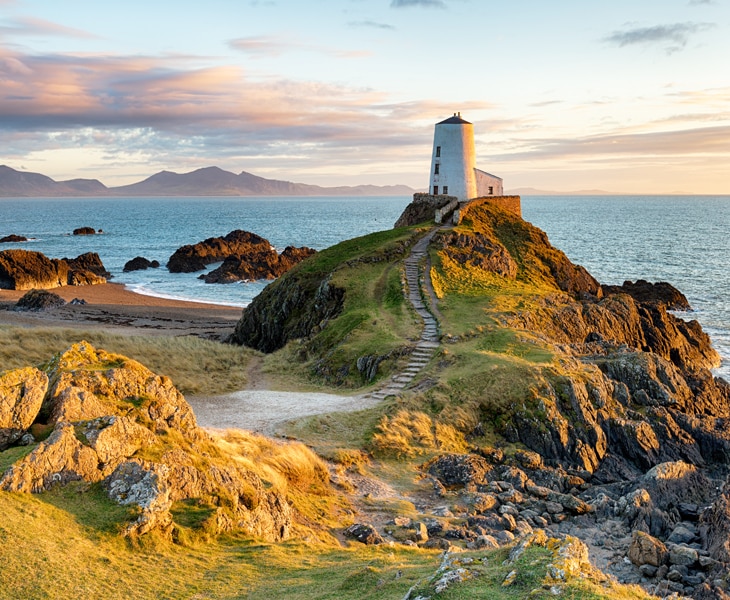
[0,249,108,290]
[0,367,48,450]
[0,249,69,290]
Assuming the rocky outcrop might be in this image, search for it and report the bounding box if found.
[14,289,66,311]
[167,230,272,273]
[65,252,111,279]
[123,256,160,272]
[0,249,108,290]
[603,279,691,310]
[394,193,455,228]
[0,342,293,542]
[230,272,344,353]
[201,245,316,283]
[0,234,28,243]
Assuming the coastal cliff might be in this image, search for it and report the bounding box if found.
[231,199,730,598]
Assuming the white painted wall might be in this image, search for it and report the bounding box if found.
[475,169,503,196]
[429,117,477,201]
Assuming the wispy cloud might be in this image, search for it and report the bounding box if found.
[229,35,368,59]
[495,126,730,162]
[689,0,715,5]
[391,0,447,9]
[603,22,714,54]
[348,20,396,30]
[0,16,97,39]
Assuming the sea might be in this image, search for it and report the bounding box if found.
[1,194,728,378]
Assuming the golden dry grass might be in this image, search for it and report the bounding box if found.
[0,326,254,395]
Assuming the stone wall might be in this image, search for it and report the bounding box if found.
[453,195,522,223]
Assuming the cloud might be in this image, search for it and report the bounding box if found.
[494,126,730,164]
[603,22,714,54]
[348,20,396,30]
[689,0,715,5]
[0,16,97,39]
[0,45,441,182]
[391,0,446,8]
[229,35,369,59]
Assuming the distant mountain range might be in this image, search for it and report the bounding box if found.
[0,165,415,198]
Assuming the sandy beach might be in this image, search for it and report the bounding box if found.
[0,283,243,339]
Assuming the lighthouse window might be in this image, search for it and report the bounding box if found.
[436,146,441,157]
[434,164,440,175]
[488,186,494,195]
[443,186,448,194]
[433,186,439,194]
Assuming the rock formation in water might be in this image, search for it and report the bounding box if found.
[202,245,316,283]
[72,227,97,235]
[167,230,273,273]
[0,342,293,541]
[0,249,108,290]
[123,256,160,272]
[0,234,28,243]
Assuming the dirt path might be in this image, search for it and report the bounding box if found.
[189,226,446,434]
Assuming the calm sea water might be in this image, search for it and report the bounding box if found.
[1,194,728,377]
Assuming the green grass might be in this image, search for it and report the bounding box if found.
[0,485,649,600]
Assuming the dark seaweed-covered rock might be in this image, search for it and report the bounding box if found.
[0,234,28,243]
[72,227,96,235]
[123,257,160,272]
[14,289,66,311]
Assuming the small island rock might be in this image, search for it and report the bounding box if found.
[123,256,160,272]
[202,245,316,284]
[72,227,96,235]
[167,230,273,273]
[0,234,28,243]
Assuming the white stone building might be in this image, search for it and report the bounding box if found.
[428,113,503,201]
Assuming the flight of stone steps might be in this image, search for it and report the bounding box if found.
[365,228,441,401]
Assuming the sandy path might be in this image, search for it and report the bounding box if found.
[188,390,381,435]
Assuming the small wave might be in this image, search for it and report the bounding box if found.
[124,283,248,308]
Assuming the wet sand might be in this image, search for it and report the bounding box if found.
[0,283,243,339]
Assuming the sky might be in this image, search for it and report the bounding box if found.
[1,0,729,193]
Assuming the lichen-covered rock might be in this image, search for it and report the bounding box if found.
[0,367,48,449]
[0,342,294,542]
[0,422,102,492]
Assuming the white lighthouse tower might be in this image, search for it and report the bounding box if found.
[429,113,503,201]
